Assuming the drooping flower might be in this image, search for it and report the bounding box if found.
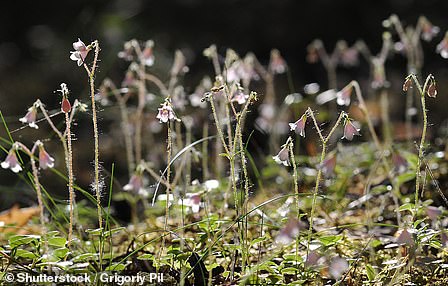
[426,206,442,221]
[170,50,188,77]
[420,17,439,42]
[141,40,155,66]
[329,257,349,280]
[122,69,138,88]
[1,146,22,173]
[305,251,321,267]
[156,100,179,123]
[336,84,353,106]
[396,228,415,247]
[427,80,437,98]
[232,90,249,104]
[117,41,134,61]
[402,76,412,92]
[37,141,55,169]
[342,118,361,141]
[306,44,319,63]
[273,141,290,166]
[70,38,90,66]
[289,113,307,137]
[225,59,256,83]
[181,193,202,213]
[436,32,448,59]
[230,84,249,105]
[269,49,287,74]
[371,59,389,89]
[123,172,144,193]
[275,218,304,245]
[190,77,212,108]
[392,151,408,173]
[338,41,359,67]
[19,103,39,129]
[317,152,337,177]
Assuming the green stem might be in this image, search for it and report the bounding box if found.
[408,74,432,215]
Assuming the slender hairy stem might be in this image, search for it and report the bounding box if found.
[202,123,209,181]
[209,96,230,155]
[15,142,45,234]
[106,79,135,175]
[408,74,433,215]
[164,122,173,234]
[65,112,75,247]
[288,139,301,273]
[85,41,102,230]
[306,109,345,259]
[288,140,300,219]
[350,81,404,224]
[30,158,45,232]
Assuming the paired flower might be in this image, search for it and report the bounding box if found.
[342,117,361,141]
[2,141,55,173]
[1,145,22,173]
[289,113,307,137]
[156,100,180,123]
[70,39,90,66]
[19,102,40,129]
[403,74,437,98]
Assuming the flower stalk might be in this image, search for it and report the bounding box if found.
[403,74,436,215]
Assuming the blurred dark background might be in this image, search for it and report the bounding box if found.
[1,0,448,211]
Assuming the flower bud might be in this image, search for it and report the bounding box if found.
[61,98,72,113]
[427,81,437,98]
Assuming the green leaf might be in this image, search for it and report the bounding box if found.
[398,203,415,213]
[73,253,97,262]
[9,235,39,248]
[366,264,376,281]
[105,263,127,271]
[53,247,69,259]
[370,239,382,248]
[137,253,154,260]
[15,249,37,259]
[85,228,103,236]
[318,235,343,246]
[103,227,126,238]
[394,171,416,187]
[281,267,298,275]
[250,236,267,247]
[48,237,67,248]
